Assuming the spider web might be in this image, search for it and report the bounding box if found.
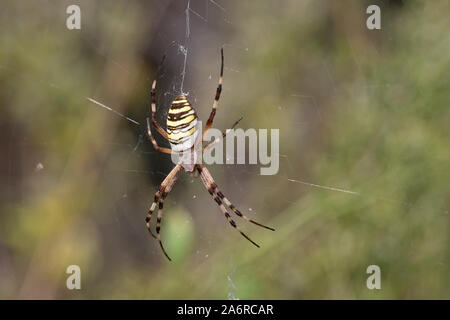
[99,0,275,300]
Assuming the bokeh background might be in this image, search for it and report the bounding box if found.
[0,0,449,299]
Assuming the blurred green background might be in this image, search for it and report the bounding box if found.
[0,0,449,299]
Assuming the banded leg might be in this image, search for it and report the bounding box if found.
[200,166,275,231]
[145,164,182,239]
[146,118,173,154]
[202,48,224,142]
[203,116,243,152]
[150,56,169,139]
[197,166,260,248]
[156,171,180,261]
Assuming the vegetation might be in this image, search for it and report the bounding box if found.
[0,0,449,299]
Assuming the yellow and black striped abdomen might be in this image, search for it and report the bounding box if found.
[167,94,199,152]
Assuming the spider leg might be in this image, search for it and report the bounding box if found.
[197,166,260,248]
[155,171,179,261]
[150,56,170,140]
[146,118,173,154]
[203,116,243,152]
[200,166,275,231]
[145,164,182,239]
[202,48,224,142]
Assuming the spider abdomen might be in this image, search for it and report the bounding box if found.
[166,94,199,152]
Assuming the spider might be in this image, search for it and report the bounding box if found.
[145,48,275,261]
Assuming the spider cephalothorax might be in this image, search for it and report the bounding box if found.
[145,49,274,261]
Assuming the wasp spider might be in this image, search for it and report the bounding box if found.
[145,49,275,261]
